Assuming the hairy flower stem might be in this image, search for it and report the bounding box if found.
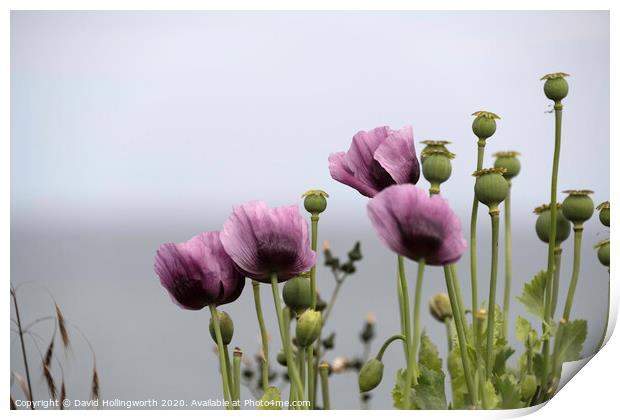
[541,101,563,398]
[209,305,232,409]
[397,274,408,356]
[412,259,426,382]
[502,183,513,338]
[445,318,453,352]
[551,226,584,379]
[397,256,414,409]
[551,247,563,317]
[377,335,406,360]
[223,346,236,407]
[450,265,469,344]
[444,266,477,404]
[11,288,34,409]
[485,211,500,380]
[319,363,330,409]
[270,274,305,404]
[470,138,486,383]
[307,214,319,409]
[251,280,270,391]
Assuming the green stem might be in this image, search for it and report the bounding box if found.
[298,346,306,398]
[551,247,563,318]
[444,266,477,404]
[596,275,610,352]
[209,305,232,409]
[319,363,330,409]
[376,334,406,361]
[251,280,270,391]
[450,264,469,345]
[475,312,488,409]
[223,345,236,407]
[470,138,486,386]
[270,274,305,403]
[397,256,414,408]
[322,280,343,324]
[233,349,242,403]
[502,184,512,338]
[445,318,453,353]
[486,211,500,380]
[397,272,408,356]
[411,259,426,384]
[308,214,319,409]
[541,101,563,399]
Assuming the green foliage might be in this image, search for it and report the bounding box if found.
[517,271,547,319]
[496,374,525,409]
[555,320,588,364]
[481,379,500,409]
[392,332,447,409]
[258,386,282,410]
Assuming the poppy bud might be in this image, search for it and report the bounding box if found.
[473,168,509,210]
[360,312,376,343]
[595,239,610,267]
[597,201,610,227]
[471,111,500,139]
[358,358,384,392]
[277,350,288,366]
[348,241,362,262]
[562,190,594,226]
[208,310,234,345]
[302,190,328,215]
[534,204,572,244]
[315,293,327,312]
[429,293,452,322]
[282,275,312,313]
[420,140,451,163]
[341,261,356,274]
[322,332,335,350]
[493,151,521,180]
[296,309,322,347]
[520,374,537,401]
[541,72,569,102]
[422,149,454,193]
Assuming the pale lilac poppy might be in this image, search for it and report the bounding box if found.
[329,125,420,197]
[155,232,245,310]
[367,184,466,265]
[220,201,316,282]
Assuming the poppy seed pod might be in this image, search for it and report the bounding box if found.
[534,204,572,244]
[473,168,509,210]
[295,309,322,347]
[282,275,312,313]
[209,311,234,345]
[471,111,500,139]
[422,149,455,190]
[493,151,521,180]
[541,72,569,102]
[302,190,329,214]
[520,374,537,402]
[562,190,595,226]
[595,239,610,267]
[429,293,452,323]
[358,358,384,392]
[420,140,451,163]
[597,201,610,227]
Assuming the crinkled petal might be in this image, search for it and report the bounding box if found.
[374,125,420,185]
[328,152,379,198]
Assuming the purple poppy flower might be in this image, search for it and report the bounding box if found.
[367,184,466,266]
[154,232,245,310]
[220,201,316,282]
[329,125,420,197]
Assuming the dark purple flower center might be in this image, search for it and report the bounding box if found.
[398,225,442,261]
[370,159,397,190]
[256,233,299,277]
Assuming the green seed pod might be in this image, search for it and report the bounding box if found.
[471,111,500,139]
[541,72,569,102]
[348,241,362,262]
[473,168,509,209]
[595,239,610,268]
[358,358,384,392]
[520,374,537,402]
[422,150,454,189]
[420,140,451,163]
[429,293,452,323]
[597,201,610,227]
[534,204,572,244]
[493,151,521,180]
[282,275,312,313]
[562,190,594,226]
[302,190,328,214]
[209,311,234,346]
[295,309,322,347]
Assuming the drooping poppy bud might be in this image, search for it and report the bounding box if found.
[541,72,569,102]
[208,311,234,345]
[358,358,384,392]
[429,293,452,323]
[295,309,322,347]
[562,190,594,226]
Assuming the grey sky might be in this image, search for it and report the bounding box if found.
[11,11,609,409]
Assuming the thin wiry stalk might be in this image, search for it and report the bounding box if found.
[11,286,34,408]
